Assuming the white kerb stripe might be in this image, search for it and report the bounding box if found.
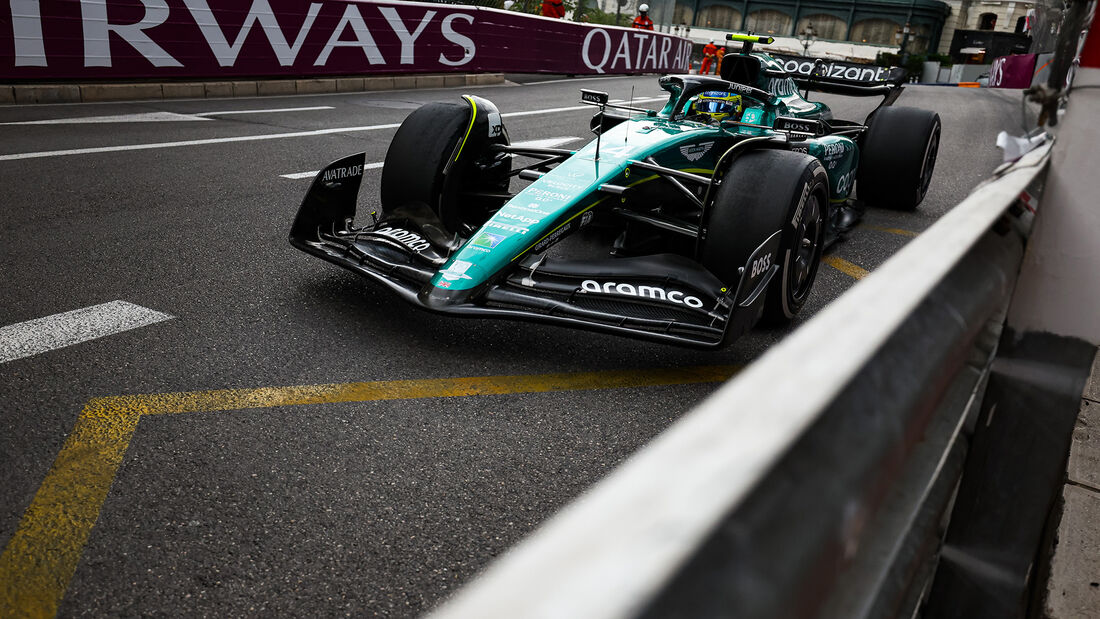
[0,124,402,162]
[0,100,664,162]
[0,301,174,364]
[0,112,211,125]
[278,136,583,180]
[193,106,334,116]
[0,107,335,126]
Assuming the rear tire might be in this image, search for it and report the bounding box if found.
[857,106,941,211]
[701,149,829,325]
[380,102,509,233]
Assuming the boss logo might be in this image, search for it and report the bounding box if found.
[750,254,772,278]
[581,89,609,105]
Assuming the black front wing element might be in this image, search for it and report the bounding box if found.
[289,154,780,348]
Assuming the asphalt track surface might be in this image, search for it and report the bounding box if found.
[0,77,1033,616]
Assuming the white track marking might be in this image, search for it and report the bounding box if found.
[0,106,334,126]
[0,124,401,162]
[510,136,584,148]
[1,112,211,125]
[0,301,174,364]
[279,136,583,180]
[502,96,664,119]
[0,101,663,162]
[193,106,334,116]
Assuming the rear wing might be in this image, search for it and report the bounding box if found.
[791,72,905,105]
[772,54,907,104]
[720,33,906,105]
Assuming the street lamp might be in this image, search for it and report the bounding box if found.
[895,21,911,66]
[798,23,816,56]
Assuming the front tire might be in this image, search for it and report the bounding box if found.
[700,149,829,325]
[857,106,941,211]
[380,102,509,233]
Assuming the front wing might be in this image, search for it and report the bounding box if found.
[289,153,781,349]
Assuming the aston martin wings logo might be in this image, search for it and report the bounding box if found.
[680,141,715,162]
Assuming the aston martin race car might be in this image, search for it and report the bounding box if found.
[289,33,940,348]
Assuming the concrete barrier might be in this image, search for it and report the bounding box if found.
[426,139,1056,619]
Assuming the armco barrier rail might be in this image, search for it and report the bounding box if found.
[426,140,1054,619]
[2,0,691,81]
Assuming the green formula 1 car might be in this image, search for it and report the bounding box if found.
[290,33,940,348]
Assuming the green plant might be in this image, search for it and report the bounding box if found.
[903,53,926,76]
[927,53,953,67]
[573,3,631,25]
[875,52,900,67]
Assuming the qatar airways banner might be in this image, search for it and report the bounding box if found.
[988,54,1037,88]
[1,0,692,80]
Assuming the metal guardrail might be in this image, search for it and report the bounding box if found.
[426,140,1055,619]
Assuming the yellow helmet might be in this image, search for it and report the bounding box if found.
[692,91,743,122]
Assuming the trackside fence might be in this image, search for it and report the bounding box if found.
[425,140,1054,619]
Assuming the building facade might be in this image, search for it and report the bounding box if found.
[668,0,951,54]
[593,0,1037,56]
[937,0,1036,54]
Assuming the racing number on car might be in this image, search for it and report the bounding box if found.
[836,170,854,196]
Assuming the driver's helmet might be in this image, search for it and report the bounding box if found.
[691,91,743,123]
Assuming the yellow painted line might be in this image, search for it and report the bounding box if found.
[860,224,919,238]
[0,402,140,619]
[0,366,739,618]
[823,255,870,280]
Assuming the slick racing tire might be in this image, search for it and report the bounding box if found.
[701,149,829,325]
[380,102,509,233]
[856,106,941,211]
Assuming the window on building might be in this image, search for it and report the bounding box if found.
[672,1,694,27]
[744,9,792,35]
[795,15,846,40]
[979,13,997,30]
[1015,15,1027,33]
[696,5,741,30]
[849,18,902,46]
